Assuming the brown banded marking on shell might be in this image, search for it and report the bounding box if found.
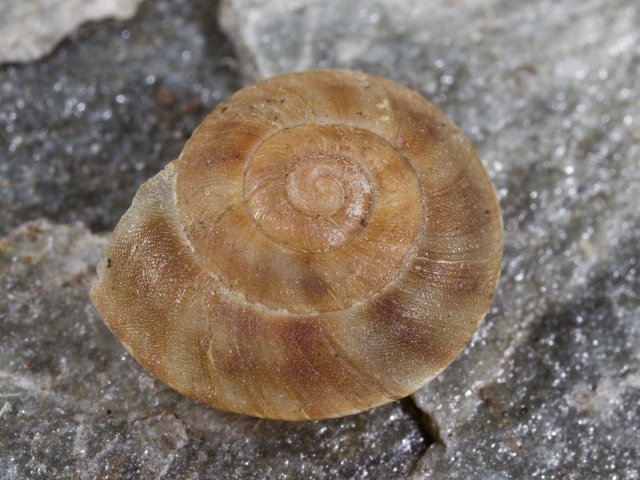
[90,69,503,420]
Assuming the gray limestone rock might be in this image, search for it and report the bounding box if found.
[0,0,240,236]
[0,0,144,64]
[220,0,640,477]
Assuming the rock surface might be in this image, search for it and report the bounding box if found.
[0,0,239,236]
[1,0,640,478]
[0,0,144,64]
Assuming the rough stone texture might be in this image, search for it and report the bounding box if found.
[0,220,427,479]
[0,0,144,64]
[1,0,639,478]
[0,0,240,236]
[220,0,640,478]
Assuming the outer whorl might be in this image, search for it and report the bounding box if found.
[91,69,503,420]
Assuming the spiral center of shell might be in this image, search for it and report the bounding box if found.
[286,165,345,217]
[243,126,374,253]
[178,120,425,313]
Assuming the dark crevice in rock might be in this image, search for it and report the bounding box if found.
[400,396,441,449]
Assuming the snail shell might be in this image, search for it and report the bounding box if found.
[90,69,503,420]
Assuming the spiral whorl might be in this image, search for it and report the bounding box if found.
[244,125,375,253]
[90,70,503,420]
